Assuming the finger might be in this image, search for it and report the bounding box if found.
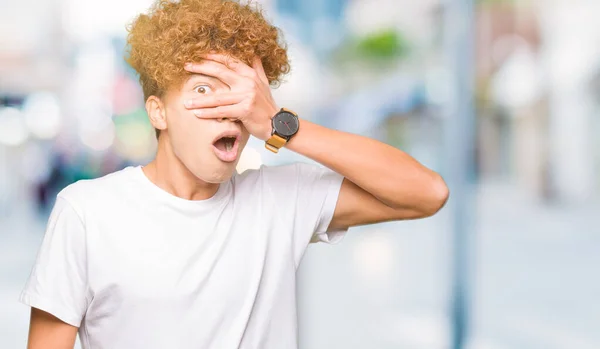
[200,53,256,79]
[184,93,246,110]
[252,57,269,85]
[192,104,242,119]
[184,60,240,87]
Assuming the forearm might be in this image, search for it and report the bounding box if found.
[286,118,448,213]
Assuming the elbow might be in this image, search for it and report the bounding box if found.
[421,174,450,217]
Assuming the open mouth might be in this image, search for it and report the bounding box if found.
[214,136,236,152]
[212,131,241,163]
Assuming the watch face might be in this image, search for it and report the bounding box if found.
[273,111,299,137]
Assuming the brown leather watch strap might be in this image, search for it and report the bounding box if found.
[281,107,297,116]
[265,134,287,153]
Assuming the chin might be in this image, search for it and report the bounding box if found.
[209,169,236,184]
[180,144,244,184]
[193,160,238,184]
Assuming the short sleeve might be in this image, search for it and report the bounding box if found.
[19,196,90,327]
[288,162,348,245]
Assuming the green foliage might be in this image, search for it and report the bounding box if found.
[355,29,409,60]
[333,28,410,65]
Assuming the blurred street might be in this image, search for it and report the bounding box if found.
[2,181,598,349]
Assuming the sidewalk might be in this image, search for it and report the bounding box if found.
[298,181,600,349]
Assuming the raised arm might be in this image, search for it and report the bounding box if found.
[27,308,78,349]
[286,118,449,231]
[182,54,449,231]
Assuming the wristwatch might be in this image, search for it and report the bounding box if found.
[265,108,300,153]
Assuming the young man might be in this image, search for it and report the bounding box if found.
[20,0,449,348]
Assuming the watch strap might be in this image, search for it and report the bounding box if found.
[281,107,297,116]
[265,108,299,153]
[265,134,288,153]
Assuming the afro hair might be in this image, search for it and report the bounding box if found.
[126,0,290,101]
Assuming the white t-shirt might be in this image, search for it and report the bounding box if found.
[20,163,347,349]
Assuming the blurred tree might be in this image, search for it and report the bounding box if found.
[334,28,410,64]
[355,29,408,60]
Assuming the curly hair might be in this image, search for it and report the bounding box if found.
[126,0,290,102]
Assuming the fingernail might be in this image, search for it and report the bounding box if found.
[185,62,193,69]
[193,110,202,117]
[184,99,192,107]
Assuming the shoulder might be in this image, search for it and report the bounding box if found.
[57,166,138,214]
[234,162,324,185]
[232,162,339,199]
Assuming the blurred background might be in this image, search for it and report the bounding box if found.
[1,0,599,348]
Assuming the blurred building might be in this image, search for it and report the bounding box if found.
[476,0,600,203]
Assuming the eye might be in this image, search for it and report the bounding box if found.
[194,85,213,94]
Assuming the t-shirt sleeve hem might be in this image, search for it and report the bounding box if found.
[19,292,82,327]
[312,173,348,245]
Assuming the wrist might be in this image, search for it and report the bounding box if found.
[261,124,272,142]
[264,107,300,153]
[260,106,278,141]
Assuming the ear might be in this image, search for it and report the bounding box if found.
[145,96,168,132]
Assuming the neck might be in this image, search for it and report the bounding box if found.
[142,135,220,201]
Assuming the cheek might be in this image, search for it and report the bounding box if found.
[168,107,207,140]
[241,132,251,147]
[169,105,193,128]
[240,125,251,142]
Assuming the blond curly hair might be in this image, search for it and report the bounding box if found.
[126,0,290,102]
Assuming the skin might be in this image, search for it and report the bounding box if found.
[27,54,449,348]
[142,70,251,198]
[180,54,449,224]
[27,308,78,349]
